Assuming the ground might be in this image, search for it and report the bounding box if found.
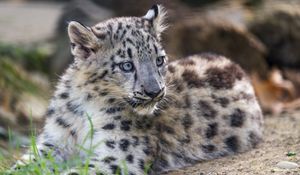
[168,111,300,175]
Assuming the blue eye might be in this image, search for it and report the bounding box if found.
[120,62,134,72]
[156,56,165,67]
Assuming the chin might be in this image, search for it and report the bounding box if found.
[133,104,157,116]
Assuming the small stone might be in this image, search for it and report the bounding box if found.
[276,161,299,169]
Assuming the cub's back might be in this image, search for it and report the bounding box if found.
[153,53,263,172]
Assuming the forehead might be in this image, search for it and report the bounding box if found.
[92,17,162,52]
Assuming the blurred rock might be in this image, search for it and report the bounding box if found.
[90,0,180,17]
[283,69,300,98]
[0,127,8,141]
[51,0,270,77]
[0,1,63,44]
[242,0,263,8]
[249,2,300,69]
[180,0,222,7]
[0,125,30,151]
[0,108,17,126]
[50,0,113,76]
[166,17,269,78]
[16,92,48,121]
[0,55,50,143]
[9,132,30,149]
[251,69,296,114]
[14,73,51,121]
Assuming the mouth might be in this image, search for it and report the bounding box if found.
[125,92,165,109]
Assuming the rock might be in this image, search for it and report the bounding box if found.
[50,0,114,76]
[282,68,300,98]
[0,107,17,125]
[166,16,269,78]
[179,0,222,7]
[251,69,296,114]
[0,125,29,150]
[89,0,181,16]
[276,161,299,169]
[249,2,300,69]
[9,133,30,149]
[16,92,48,121]
[0,127,8,141]
[0,1,63,44]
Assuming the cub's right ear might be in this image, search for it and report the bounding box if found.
[143,5,167,39]
[68,21,99,59]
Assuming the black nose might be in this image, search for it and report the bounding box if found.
[144,87,164,99]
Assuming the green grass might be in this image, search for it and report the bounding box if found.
[0,114,100,175]
[0,58,43,96]
[0,114,153,175]
[0,42,50,74]
[0,42,51,96]
[286,151,296,157]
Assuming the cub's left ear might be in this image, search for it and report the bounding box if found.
[68,21,99,59]
[143,4,167,37]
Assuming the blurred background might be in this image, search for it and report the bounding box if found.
[0,0,300,173]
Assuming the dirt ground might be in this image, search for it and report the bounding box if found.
[167,111,300,175]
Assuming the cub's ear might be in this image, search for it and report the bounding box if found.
[143,4,168,38]
[68,21,99,59]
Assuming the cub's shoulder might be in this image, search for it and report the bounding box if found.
[169,53,237,69]
[168,53,246,78]
[166,53,249,91]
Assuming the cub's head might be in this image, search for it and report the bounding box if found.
[67,5,168,115]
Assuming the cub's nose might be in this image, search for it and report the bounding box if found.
[144,87,164,99]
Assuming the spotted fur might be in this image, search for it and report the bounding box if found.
[15,5,263,175]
